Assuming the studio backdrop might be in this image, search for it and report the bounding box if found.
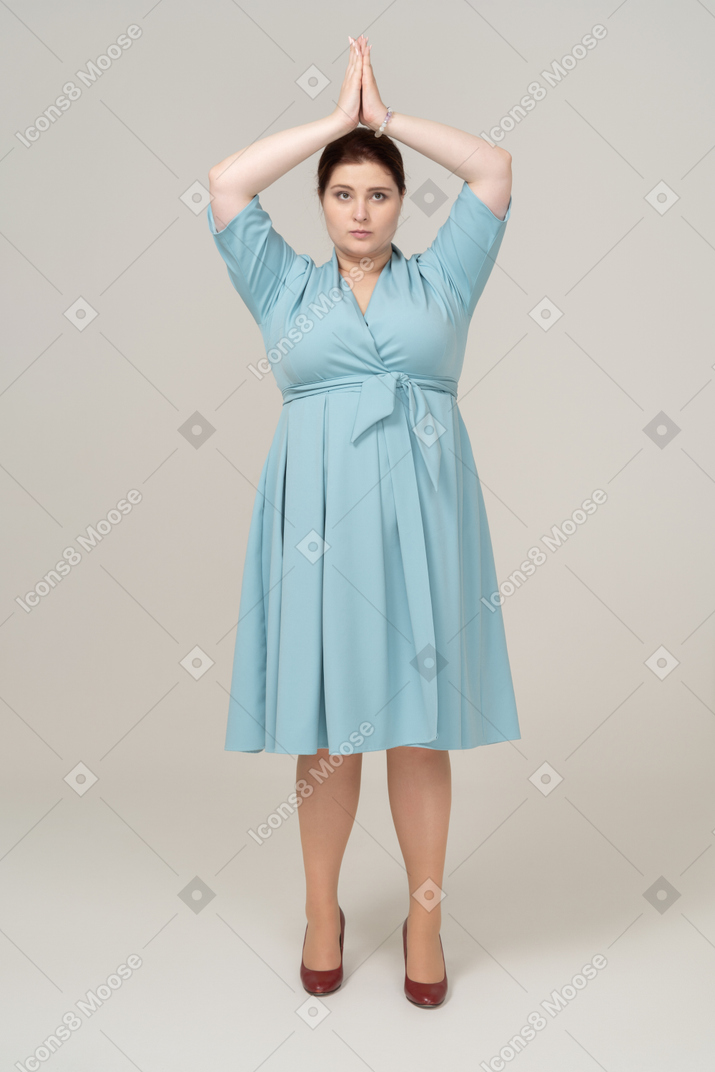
[1,1,714,1069]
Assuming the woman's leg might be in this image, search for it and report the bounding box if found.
[296,748,363,969]
[386,746,451,982]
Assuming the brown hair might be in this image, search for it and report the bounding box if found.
[317,127,406,200]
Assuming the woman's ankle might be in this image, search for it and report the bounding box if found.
[407,907,442,931]
[305,898,340,920]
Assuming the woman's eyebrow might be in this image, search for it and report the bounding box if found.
[329,184,392,192]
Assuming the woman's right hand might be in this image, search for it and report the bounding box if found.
[332,37,362,133]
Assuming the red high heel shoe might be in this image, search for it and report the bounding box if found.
[300,906,345,995]
[402,916,448,1007]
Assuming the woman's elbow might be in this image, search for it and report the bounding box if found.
[208,157,245,189]
[208,163,227,187]
[495,146,512,169]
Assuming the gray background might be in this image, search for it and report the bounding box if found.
[1,0,714,1068]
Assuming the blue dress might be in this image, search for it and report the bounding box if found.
[207,179,521,755]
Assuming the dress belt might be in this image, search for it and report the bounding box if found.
[281,370,459,743]
[281,370,458,492]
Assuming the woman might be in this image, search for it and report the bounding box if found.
[207,34,520,1007]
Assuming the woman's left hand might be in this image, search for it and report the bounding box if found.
[354,35,387,129]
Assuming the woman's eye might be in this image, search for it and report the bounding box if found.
[335,192,387,201]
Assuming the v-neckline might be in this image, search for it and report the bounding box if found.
[335,245,394,322]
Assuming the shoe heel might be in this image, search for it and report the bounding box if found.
[300,906,345,995]
[402,916,448,1007]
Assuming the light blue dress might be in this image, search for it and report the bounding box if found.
[207,179,521,754]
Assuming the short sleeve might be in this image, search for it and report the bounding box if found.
[417,180,511,317]
[207,193,299,326]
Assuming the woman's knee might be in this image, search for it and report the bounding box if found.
[387,745,447,764]
[299,747,362,764]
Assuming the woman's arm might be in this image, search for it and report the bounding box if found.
[208,39,363,232]
[375,114,512,222]
[208,114,350,229]
[358,36,512,221]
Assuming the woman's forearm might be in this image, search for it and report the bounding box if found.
[367,111,509,182]
[209,112,353,196]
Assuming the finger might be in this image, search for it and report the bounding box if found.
[352,47,364,77]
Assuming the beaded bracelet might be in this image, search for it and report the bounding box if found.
[374,107,393,138]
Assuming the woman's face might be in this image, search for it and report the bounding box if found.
[321,160,404,262]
